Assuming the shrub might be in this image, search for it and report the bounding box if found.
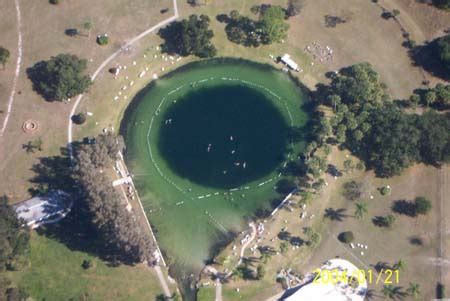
[49,0,59,4]
[338,231,354,243]
[72,113,87,125]
[96,35,109,46]
[380,186,391,195]
[414,196,432,215]
[81,259,92,269]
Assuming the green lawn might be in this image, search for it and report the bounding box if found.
[7,233,163,301]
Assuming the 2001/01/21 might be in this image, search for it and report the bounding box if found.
[312,268,400,285]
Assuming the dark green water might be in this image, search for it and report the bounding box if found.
[158,85,289,189]
[121,58,310,300]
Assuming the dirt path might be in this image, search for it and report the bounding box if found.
[0,0,22,137]
[238,222,257,266]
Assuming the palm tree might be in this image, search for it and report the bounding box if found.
[382,284,406,300]
[394,259,407,271]
[354,201,368,219]
[382,284,396,299]
[407,282,420,299]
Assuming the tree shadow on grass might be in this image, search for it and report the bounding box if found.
[324,208,349,222]
[391,200,417,217]
[409,41,450,81]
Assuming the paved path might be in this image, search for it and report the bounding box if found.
[0,0,23,137]
[215,277,222,301]
[154,265,172,298]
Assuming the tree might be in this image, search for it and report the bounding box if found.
[414,196,432,215]
[158,15,217,58]
[406,282,420,299]
[286,0,304,17]
[0,196,30,271]
[338,231,354,243]
[382,285,397,299]
[433,0,450,9]
[354,202,368,219]
[303,227,321,247]
[256,264,266,279]
[72,112,87,125]
[259,6,290,44]
[279,241,289,253]
[83,22,93,37]
[73,133,153,263]
[393,259,406,271]
[436,34,450,74]
[417,111,450,165]
[0,47,10,69]
[342,181,363,201]
[27,54,91,101]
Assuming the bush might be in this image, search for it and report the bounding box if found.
[72,113,87,125]
[81,259,92,269]
[414,196,432,215]
[380,186,391,195]
[338,231,354,243]
[342,181,363,201]
[96,35,109,46]
[49,0,59,4]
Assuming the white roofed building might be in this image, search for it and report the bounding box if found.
[282,259,367,301]
[281,54,300,71]
[13,190,73,229]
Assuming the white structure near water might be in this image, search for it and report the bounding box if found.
[13,190,72,229]
[283,259,367,301]
[281,54,300,71]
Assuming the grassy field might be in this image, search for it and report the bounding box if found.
[203,147,445,300]
[7,233,164,301]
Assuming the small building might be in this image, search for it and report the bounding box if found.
[13,190,73,229]
[282,259,367,301]
[281,54,300,72]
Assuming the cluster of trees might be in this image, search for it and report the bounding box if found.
[410,34,449,80]
[392,197,432,217]
[27,54,91,101]
[158,14,216,58]
[317,62,450,177]
[0,196,30,300]
[432,0,450,9]
[436,34,450,73]
[73,133,154,263]
[0,196,30,272]
[221,6,289,47]
[409,83,450,109]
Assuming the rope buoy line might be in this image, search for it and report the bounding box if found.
[139,76,299,233]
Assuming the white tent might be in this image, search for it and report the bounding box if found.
[281,54,299,71]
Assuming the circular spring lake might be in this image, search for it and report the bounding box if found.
[121,58,310,276]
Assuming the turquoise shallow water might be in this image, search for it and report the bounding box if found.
[121,58,310,292]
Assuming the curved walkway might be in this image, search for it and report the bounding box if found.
[0,0,23,137]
